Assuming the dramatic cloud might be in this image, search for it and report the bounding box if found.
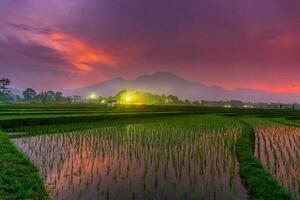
[0,0,299,92]
[47,32,117,71]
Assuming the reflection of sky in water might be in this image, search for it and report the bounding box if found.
[13,124,248,200]
[255,126,300,199]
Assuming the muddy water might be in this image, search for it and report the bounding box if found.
[255,126,300,199]
[13,124,248,200]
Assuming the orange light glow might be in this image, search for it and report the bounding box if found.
[48,33,64,41]
[47,32,117,71]
[241,83,300,93]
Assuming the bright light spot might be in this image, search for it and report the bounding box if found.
[224,105,232,108]
[126,96,131,102]
[101,99,106,104]
[243,105,254,108]
[120,91,139,104]
[89,93,97,99]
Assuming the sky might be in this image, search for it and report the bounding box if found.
[0,0,299,92]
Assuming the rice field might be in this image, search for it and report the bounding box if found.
[251,119,300,199]
[12,115,248,200]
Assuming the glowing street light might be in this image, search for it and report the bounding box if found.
[125,96,131,102]
[89,93,97,100]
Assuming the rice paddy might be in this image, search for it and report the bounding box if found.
[12,115,248,200]
[2,105,299,200]
[254,124,300,199]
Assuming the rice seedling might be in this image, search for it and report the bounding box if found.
[12,115,248,200]
[249,118,300,199]
[256,127,300,199]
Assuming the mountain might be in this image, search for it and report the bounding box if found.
[63,72,300,103]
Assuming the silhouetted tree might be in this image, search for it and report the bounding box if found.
[23,88,37,100]
[184,99,191,105]
[54,92,63,103]
[0,78,10,94]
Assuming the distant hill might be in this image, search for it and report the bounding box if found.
[63,72,300,103]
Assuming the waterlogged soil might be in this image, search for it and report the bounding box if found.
[255,126,300,199]
[12,118,248,200]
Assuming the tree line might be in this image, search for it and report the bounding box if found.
[0,78,12,101]
[0,77,200,105]
[0,77,71,104]
[113,90,201,106]
[22,88,72,104]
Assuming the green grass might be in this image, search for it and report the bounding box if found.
[0,130,49,200]
[6,115,157,137]
[6,114,234,138]
[2,103,299,117]
[268,117,300,128]
[236,118,293,200]
[0,111,206,130]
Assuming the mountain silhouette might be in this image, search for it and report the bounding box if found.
[63,72,300,103]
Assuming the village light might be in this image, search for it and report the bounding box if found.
[126,96,132,102]
[89,93,97,99]
[101,99,106,104]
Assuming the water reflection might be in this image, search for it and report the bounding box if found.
[255,126,300,199]
[13,123,247,200]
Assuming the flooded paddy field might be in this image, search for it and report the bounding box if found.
[254,124,300,199]
[12,115,248,200]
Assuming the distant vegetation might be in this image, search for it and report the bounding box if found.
[19,88,196,105]
[0,78,13,102]
[112,90,200,105]
[1,77,300,109]
[22,89,72,104]
[0,77,199,105]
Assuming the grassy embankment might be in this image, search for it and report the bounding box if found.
[269,117,300,128]
[0,130,49,199]
[236,118,293,200]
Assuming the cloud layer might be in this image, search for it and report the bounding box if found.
[0,0,299,92]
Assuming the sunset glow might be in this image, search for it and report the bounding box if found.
[47,32,116,71]
[0,0,300,95]
[2,1,300,199]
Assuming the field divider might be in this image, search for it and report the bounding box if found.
[235,118,293,200]
[0,111,212,129]
[0,129,49,200]
[268,118,300,128]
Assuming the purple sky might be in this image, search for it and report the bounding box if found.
[0,0,299,92]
